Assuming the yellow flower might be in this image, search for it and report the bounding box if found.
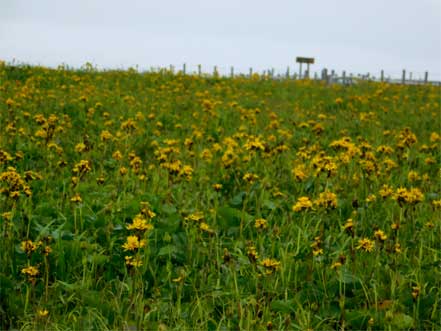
[356,238,375,252]
[411,286,420,300]
[43,246,52,256]
[292,196,313,212]
[366,194,376,203]
[172,275,184,283]
[126,214,154,232]
[125,255,143,268]
[112,150,123,160]
[315,191,338,209]
[75,142,87,153]
[37,309,49,317]
[331,262,342,269]
[247,245,259,262]
[255,218,268,230]
[199,222,214,234]
[21,240,39,254]
[292,164,308,182]
[21,265,39,277]
[122,235,146,251]
[342,219,354,233]
[260,258,281,271]
[72,160,91,174]
[185,212,204,222]
[379,184,394,199]
[2,211,12,220]
[100,130,113,141]
[119,167,128,176]
[313,248,324,256]
[243,173,259,184]
[243,136,266,151]
[374,229,387,241]
[70,194,82,203]
[212,183,222,191]
[179,165,193,180]
[393,187,424,205]
[431,199,441,209]
[407,171,420,182]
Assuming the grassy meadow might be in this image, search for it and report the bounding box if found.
[0,62,440,330]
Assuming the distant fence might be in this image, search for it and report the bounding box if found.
[160,64,441,86]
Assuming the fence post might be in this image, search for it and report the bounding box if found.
[380,70,384,82]
[322,68,328,84]
[198,64,201,77]
[402,70,406,84]
[424,71,428,84]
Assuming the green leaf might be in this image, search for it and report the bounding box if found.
[230,192,246,207]
[262,199,276,210]
[345,310,370,329]
[339,267,359,285]
[158,245,177,257]
[156,214,181,233]
[88,253,110,266]
[271,300,295,314]
[0,274,13,296]
[391,313,414,329]
[161,203,177,215]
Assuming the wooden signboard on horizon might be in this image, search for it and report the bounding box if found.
[296,57,315,64]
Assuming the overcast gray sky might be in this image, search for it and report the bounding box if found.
[1,0,440,79]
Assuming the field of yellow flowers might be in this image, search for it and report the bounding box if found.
[0,62,440,330]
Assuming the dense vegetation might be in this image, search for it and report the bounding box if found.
[0,62,440,330]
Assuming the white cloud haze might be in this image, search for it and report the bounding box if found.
[1,0,440,78]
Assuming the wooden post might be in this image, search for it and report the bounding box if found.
[402,70,406,84]
[198,64,201,76]
[424,71,428,84]
[322,68,327,82]
[380,70,384,82]
[249,67,253,78]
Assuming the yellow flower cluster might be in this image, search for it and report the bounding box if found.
[393,187,424,205]
[292,197,313,212]
[356,238,375,252]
